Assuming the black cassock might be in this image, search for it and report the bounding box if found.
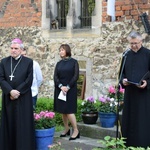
[0,56,36,150]
[121,46,150,148]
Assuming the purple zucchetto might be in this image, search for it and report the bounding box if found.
[11,38,23,44]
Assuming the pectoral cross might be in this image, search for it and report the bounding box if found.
[9,74,14,81]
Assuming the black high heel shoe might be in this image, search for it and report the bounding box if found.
[69,131,80,140]
[60,129,70,137]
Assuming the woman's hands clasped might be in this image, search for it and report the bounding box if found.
[61,86,69,95]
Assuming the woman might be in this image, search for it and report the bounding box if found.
[54,44,80,140]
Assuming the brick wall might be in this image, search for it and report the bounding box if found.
[0,0,6,8]
[0,0,41,28]
[102,0,150,22]
[0,0,150,28]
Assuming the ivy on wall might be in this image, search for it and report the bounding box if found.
[88,0,95,15]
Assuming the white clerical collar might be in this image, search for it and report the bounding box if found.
[14,55,21,60]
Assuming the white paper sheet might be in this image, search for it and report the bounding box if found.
[58,91,66,101]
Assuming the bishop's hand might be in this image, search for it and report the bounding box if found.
[10,90,20,100]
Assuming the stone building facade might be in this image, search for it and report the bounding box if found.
[0,0,150,99]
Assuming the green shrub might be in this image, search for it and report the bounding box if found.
[77,99,83,122]
[36,98,84,125]
[36,97,53,112]
[36,98,62,125]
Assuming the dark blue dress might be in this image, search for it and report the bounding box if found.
[54,57,79,114]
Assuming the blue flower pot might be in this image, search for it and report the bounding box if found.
[99,112,116,128]
[35,127,55,150]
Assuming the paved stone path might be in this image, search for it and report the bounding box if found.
[54,132,104,150]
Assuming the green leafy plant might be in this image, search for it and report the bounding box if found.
[98,136,126,150]
[81,96,97,113]
[34,110,55,129]
[98,85,124,113]
[88,0,95,15]
[96,136,150,150]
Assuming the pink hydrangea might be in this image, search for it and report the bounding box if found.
[119,86,125,93]
[108,86,116,94]
[45,112,55,119]
[34,114,41,120]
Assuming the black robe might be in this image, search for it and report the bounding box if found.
[0,56,36,150]
[54,57,79,114]
[121,47,150,148]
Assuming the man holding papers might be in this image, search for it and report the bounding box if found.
[120,31,150,148]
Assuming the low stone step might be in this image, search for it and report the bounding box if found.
[77,122,120,140]
[54,132,104,150]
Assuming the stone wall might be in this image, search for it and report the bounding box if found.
[0,20,150,99]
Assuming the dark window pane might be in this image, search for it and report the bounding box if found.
[80,0,95,28]
[57,0,69,29]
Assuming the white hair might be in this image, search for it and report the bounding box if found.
[11,41,24,50]
[127,31,143,41]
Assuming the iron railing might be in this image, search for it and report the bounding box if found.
[80,0,95,28]
[56,0,69,29]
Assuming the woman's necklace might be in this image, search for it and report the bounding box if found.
[9,56,22,81]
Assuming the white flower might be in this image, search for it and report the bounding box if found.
[110,103,113,107]
[94,100,97,103]
[114,102,118,106]
[110,98,115,102]
[81,101,85,106]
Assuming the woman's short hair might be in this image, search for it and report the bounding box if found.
[59,44,72,57]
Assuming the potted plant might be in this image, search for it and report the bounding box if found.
[98,85,124,128]
[34,110,56,150]
[81,96,98,124]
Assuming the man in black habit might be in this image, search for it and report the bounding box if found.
[121,31,150,148]
[0,38,36,150]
